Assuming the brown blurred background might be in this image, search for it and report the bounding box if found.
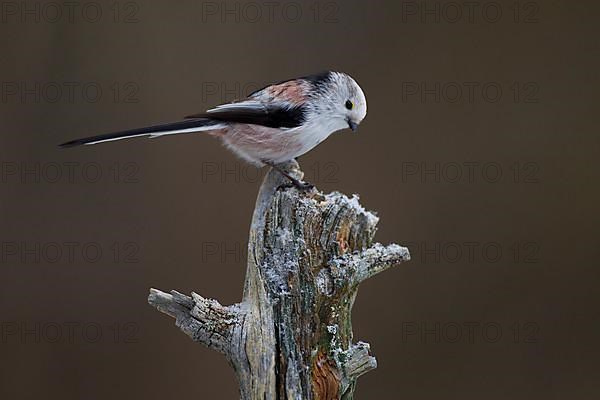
[1,0,599,398]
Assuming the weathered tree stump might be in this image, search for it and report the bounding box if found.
[148,160,410,399]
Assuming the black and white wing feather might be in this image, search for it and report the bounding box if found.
[185,100,306,129]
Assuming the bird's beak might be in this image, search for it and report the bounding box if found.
[347,119,358,132]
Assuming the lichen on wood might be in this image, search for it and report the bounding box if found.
[148,160,410,399]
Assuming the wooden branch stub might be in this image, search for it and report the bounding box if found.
[148,289,240,356]
[343,342,377,381]
[148,160,411,399]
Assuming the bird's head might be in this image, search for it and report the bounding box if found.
[308,71,367,133]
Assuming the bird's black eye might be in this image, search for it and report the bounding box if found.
[345,100,354,110]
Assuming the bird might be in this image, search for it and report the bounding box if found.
[60,71,367,189]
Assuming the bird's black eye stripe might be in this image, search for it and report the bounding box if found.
[345,100,354,110]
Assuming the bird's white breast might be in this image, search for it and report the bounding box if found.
[220,116,345,165]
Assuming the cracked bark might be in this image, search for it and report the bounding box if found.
[148,160,411,399]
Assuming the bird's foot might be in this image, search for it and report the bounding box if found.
[265,160,314,191]
[292,179,314,191]
[278,178,314,192]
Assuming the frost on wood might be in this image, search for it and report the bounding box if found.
[148,160,410,399]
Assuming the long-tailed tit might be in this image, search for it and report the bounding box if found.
[60,71,367,188]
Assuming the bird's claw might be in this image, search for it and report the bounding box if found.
[277,179,314,192]
[294,180,314,191]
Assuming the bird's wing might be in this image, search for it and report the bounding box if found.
[184,79,311,129]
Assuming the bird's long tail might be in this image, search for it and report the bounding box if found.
[59,118,225,148]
